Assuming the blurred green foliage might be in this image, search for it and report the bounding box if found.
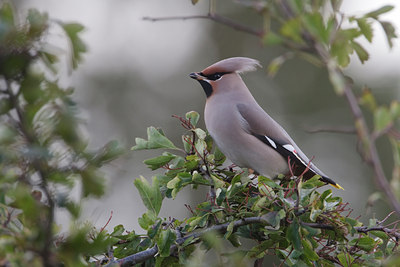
[0,2,123,266]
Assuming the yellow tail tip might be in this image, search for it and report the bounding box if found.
[332,183,344,190]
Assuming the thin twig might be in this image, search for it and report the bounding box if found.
[143,13,262,36]
[307,126,356,135]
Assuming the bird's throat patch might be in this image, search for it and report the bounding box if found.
[198,80,213,98]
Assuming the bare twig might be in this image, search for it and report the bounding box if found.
[143,13,262,37]
[307,126,356,135]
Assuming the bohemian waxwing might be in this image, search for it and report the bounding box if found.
[189,57,342,189]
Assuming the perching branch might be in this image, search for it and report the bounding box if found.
[107,217,270,266]
[107,216,400,266]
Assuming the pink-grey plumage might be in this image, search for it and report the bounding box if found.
[189,57,342,189]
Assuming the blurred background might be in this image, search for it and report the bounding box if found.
[12,0,400,232]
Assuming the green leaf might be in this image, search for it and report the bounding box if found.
[144,153,176,170]
[60,23,87,69]
[192,171,210,185]
[359,88,377,111]
[262,31,284,45]
[337,252,353,267]
[365,5,394,19]
[134,176,162,216]
[302,239,319,261]
[370,230,389,240]
[191,0,199,5]
[267,54,290,77]
[252,196,268,212]
[374,107,392,132]
[356,18,373,42]
[157,229,176,257]
[138,211,155,230]
[132,126,178,150]
[351,41,369,63]
[80,167,105,197]
[0,3,14,32]
[262,209,285,228]
[303,12,329,44]
[211,174,225,189]
[379,21,397,48]
[280,17,303,43]
[194,128,206,140]
[185,111,200,127]
[224,221,235,239]
[349,236,376,252]
[167,176,181,189]
[286,219,302,251]
[390,101,400,118]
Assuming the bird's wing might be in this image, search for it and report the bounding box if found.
[236,103,340,188]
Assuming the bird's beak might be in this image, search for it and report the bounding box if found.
[189,72,204,81]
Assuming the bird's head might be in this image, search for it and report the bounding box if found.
[189,57,261,98]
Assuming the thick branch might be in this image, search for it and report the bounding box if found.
[108,217,269,266]
[143,13,262,37]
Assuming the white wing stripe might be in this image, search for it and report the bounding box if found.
[282,144,295,152]
[265,136,277,149]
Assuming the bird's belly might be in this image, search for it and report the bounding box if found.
[209,125,289,178]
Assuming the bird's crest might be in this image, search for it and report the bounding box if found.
[202,57,261,75]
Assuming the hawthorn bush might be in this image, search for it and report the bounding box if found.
[1,0,400,267]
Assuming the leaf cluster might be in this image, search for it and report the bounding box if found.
[95,112,400,266]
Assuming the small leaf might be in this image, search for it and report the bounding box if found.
[262,209,285,228]
[286,219,302,251]
[224,221,235,239]
[351,41,369,63]
[302,239,319,261]
[191,0,199,5]
[132,126,178,150]
[144,153,176,170]
[379,21,397,48]
[60,22,87,69]
[374,107,392,132]
[349,236,376,252]
[280,17,303,43]
[359,88,377,111]
[337,253,352,267]
[262,31,284,45]
[167,176,181,189]
[194,128,206,140]
[185,111,200,127]
[211,174,225,189]
[356,18,373,42]
[365,5,394,19]
[157,229,176,257]
[134,176,162,216]
[252,196,268,212]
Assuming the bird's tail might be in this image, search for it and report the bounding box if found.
[320,176,344,190]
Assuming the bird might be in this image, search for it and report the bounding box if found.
[189,57,342,189]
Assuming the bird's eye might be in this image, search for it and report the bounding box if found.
[208,73,225,81]
[212,74,221,80]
